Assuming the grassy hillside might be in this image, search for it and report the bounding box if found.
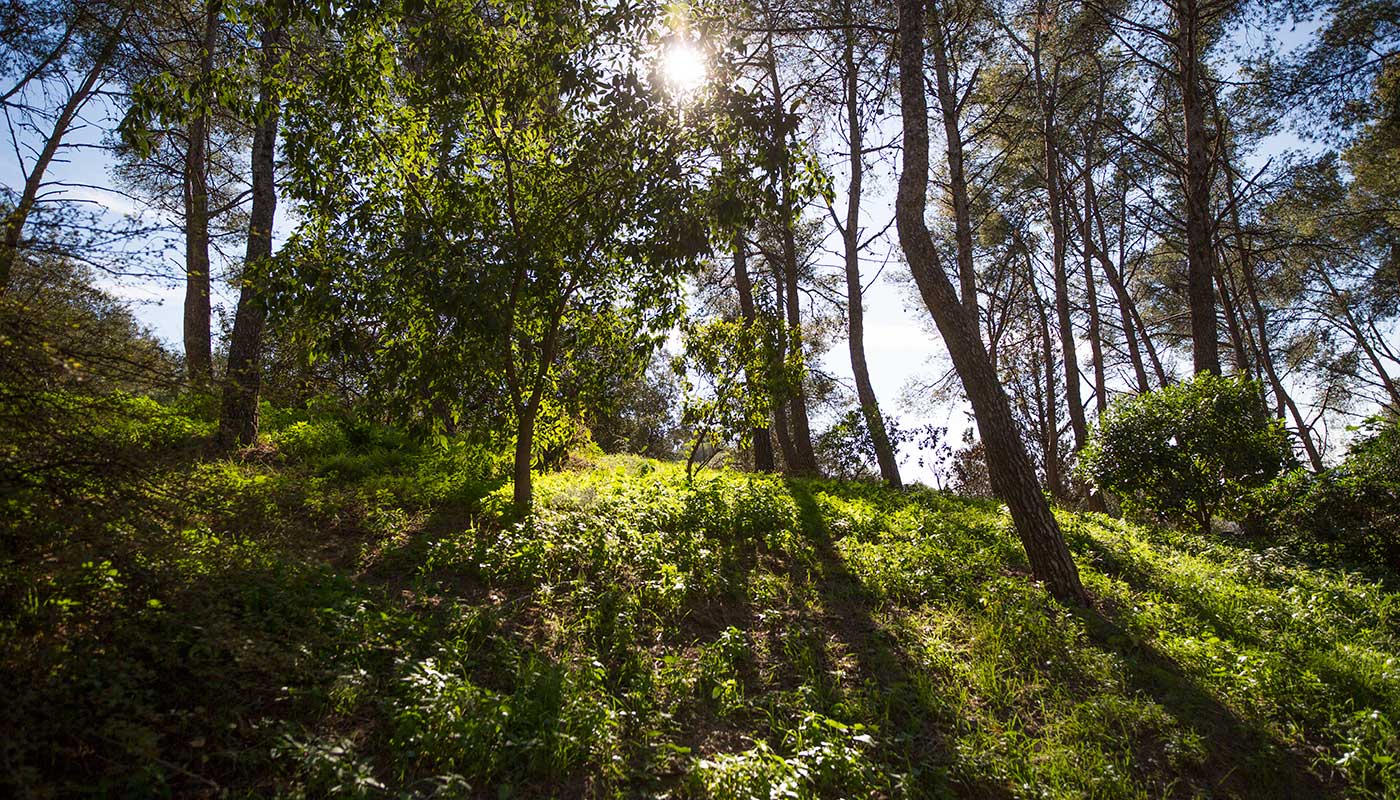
[3,404,1398,798]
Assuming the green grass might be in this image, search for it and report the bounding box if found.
[2,407,1398,798]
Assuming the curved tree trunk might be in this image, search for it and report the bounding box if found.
[895,0,1087,606]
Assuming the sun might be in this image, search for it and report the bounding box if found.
[662,40,707,97]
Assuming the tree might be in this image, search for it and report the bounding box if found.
[1080,373,1292,530]
[272,0,709,508]
[114,0,247,384]
[1,0,136,292]
[894,0,1088,605]
[217,14,283,447]
[832,0,901,487]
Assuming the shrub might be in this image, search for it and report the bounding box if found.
[1079,373,1291,530]
[1253,415,1400,571]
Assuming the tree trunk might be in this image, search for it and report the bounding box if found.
[1031,276,1063,498]
[779,201,820,476]
[760,32,819,476]
[840,4,900,488]
[0,6,130,292]
[218,25,283,448]
[1092,183,1169,387]
[895,0,1087,606]
[183,0,219,384]
[1077,187,1108,417]
[513,403,536,510]
[1035,49,1088,455]
[1224,184,1325,470]
[1315,267,1400,408]
[1174,0,1221,376]
[927,2,980,327]
[1072,183,1110,513]
[733,236,775,471]
[771,261,798,469]
[1083,168,1152,393]
[1215,265,1254,376]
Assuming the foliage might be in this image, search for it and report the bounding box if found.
[267,0,709,506]
[4,393,1400,797]
[1252,415,1400,571]
[1079,374,1293,529]
[675,317,781,472]
[0,257,186,545]
[588,351,684,459]
[814,409,916,482]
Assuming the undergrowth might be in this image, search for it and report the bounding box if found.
[1,399,1397,798]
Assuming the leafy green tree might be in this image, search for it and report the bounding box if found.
[1079,373,1293,530]
[271,0,708,508]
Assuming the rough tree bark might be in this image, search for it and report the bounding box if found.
[895,0,1088,605]
[513,403,537,510]
[218,24,283,448]
[1173,0,1221,376]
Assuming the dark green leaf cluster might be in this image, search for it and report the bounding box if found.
[1079,373,1294,529]
[1252,414,1400,571]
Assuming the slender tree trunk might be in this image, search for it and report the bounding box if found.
[1215,268,1253,376]
[1078,189,1108,416]
[1032,278,1063,497]
[762,41,819,475]
[1174,0,1221,376]
[779,200,820,475]
[1033,39,1088,455]
[1315,267,1400,408]
[1071,179,1110,512]
[218,25,282,447]
[895,0,1087,605]
[771,261,798,469]
[183,0,219,384]
[0,7,130,292]
[734,236,775,471]
[840,4,900,487]
[927,2,980,327]
[1083,169,1151,393]
[513,402,536,510]
[1094,185,1170,387]
[1227,206,1325,470]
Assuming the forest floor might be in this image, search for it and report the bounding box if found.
[3,404,1399,798]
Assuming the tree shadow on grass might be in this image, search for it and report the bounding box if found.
[786,480,1000,798]
[1073,602,1332,797]
[788,480,1333,799]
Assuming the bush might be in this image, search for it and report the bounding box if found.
[1253,415,1400,571]
[1079,373,1291,530]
